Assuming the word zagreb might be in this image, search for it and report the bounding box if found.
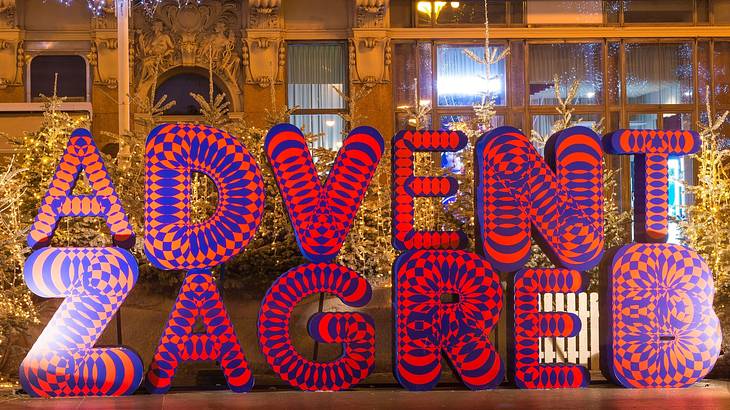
[18,122,721,397]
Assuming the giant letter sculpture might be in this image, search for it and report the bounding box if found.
[144,124,264,393]
[392,130,504,391]
[20,129,143,397]
[601,129,721,388]
[259,123,382,391]
[475,126,603,389]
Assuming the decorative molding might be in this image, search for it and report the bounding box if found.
[248,0,282,29]
[132,0,242,97]
[89,38,119,89]
[390,26,730,40]
[242,31,284,87]
[0,32,22,88]
[349,32,390,85]
[355,0,386,29]
[0,0,15,29]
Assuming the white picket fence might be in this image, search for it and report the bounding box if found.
[489,291,601,370]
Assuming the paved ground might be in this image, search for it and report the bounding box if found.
[3,380,730,410]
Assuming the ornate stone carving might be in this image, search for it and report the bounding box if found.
[242,34,284,87]
[0,0,16,28]
[349,34,390,85]
[248,0,281,29]
[89,38,119,88]
[355,0,386,28]
[132,0,243,96]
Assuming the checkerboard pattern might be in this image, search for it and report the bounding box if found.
[20,128,142,397]
[264,123,384,262]
[602,243,721,388]
[603,129,700,243]
[393,250,503,391]
[145,270,253,393]
[145,123,265,270]
[392,130,468,251]
[144,123,263,393]
[257,263,375,391]
[474,126,604,272]
[28,128,134,249]
[511,268,589,389]
[20,248,143,397]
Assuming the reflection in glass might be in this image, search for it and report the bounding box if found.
[530,114,601,154]
[436,44,507,107]
[290,114,344,151]
[625,43,693,105]
[623,0,693,23]
[528,43,603,105]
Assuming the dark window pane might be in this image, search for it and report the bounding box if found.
[714,1,730,23]
[528,43,603,105]
[625,43,693,104]
[623,0,693,23]
[608,42,621,105]
[394,42,418,109]
[436,43,507,107]
[510,40,525,107]
[714,41,730,105]
[526,0,602,25]
[30,55,86,101]
[287,43,347,110]
[510,0,524,24]
[605,0,620,23]
[155,72,227,115]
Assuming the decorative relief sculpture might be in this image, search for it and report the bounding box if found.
[355,0,386,28]
[248,0,281,29]
[132,0,242,97]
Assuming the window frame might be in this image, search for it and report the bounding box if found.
[26,53,91,103]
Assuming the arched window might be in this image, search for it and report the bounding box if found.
[154,72,228,115]
[30,55,87,101]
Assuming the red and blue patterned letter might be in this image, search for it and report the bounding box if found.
[259,123,382,391]
[604,129,700,243]
[601,129,721,388]
[145,124,264,393]
[20,129,143,397]
[392,130,504,390]
[511,269,588,388]
[475,126,603,388]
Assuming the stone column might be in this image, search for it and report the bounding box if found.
[89,9,121,141]
[0,1,25,103]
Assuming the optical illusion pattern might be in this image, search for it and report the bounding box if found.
[394,250,504,391]
[258,263,375,391]
[604,129,700,243]
[28,128,134,249]
[265,123,384,262]
[392,130,468,251]
[145,123,265,270]
[20,129,142,397]
[145,270,253,393]
[601,244,721,388]
[511,268,588,389]
[145,124,264,393]
[475,126,604,273]
[259,124,383,390]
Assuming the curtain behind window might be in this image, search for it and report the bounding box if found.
[288,43,347,149]
[436,44,507,107]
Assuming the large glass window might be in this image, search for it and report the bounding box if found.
[625,43,693,105]
[436,43,507,107]
[525,0,602,25]
[528,43,603,106]
[623,0,693,23]
[287,43,347,150]
[416,1,508,26]
[30,55,87,102]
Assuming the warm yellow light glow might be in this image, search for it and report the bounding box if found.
[325,119,336,127]
[450,1,460,8]
[417,1,448,18]
[416,1,431,15]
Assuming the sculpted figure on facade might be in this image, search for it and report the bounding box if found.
[200,21,240,87]
[137,20,174,91]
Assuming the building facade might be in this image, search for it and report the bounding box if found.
[2,0,730,237]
